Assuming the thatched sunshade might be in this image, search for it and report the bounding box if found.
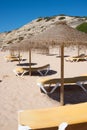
[19,40,49,75]
[26,22,87,105]
[6,40,49,76]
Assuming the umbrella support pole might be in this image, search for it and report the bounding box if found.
[29,49,31,76]
[60,45,64,106]
[78,45,80,56]
[18,51,20,65]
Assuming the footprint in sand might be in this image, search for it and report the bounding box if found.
[2,75,9,80]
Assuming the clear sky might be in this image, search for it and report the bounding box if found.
[0,0,87,33]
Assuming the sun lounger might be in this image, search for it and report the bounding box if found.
[13,64,50,76]
[65,57,80,62]
[37,76,87,94]
[18,102,87,130]
[5,57,21,62]
[65,57,87,62]
[5,55,22,62]
[65,54,87,62]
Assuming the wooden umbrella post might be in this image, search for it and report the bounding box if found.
[29,48,31,76]
[60,44,64,106]
[59,47,61,56]
[78,44,80,56]
[18,51,20,64]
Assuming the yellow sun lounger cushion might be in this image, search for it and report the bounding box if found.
[18,102,87,130]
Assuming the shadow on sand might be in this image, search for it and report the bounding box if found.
[56,55,69,58]
[41,84,87,105]
[23,69,57,76]
[46,54,58,56]
[17,62,37,66]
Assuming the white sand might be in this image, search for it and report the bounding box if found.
[0,48,87,130]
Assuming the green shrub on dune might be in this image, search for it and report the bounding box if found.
[36,17,43,22]
[76,22,87,33]
[59,16,65,20]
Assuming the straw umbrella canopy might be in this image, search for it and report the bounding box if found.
[24,22,87,105]
[18,40,49,75]
[6,40,49,76]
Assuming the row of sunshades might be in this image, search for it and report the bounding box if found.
[5,54,87,94]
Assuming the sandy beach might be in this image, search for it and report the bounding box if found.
[0,48,87,130]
